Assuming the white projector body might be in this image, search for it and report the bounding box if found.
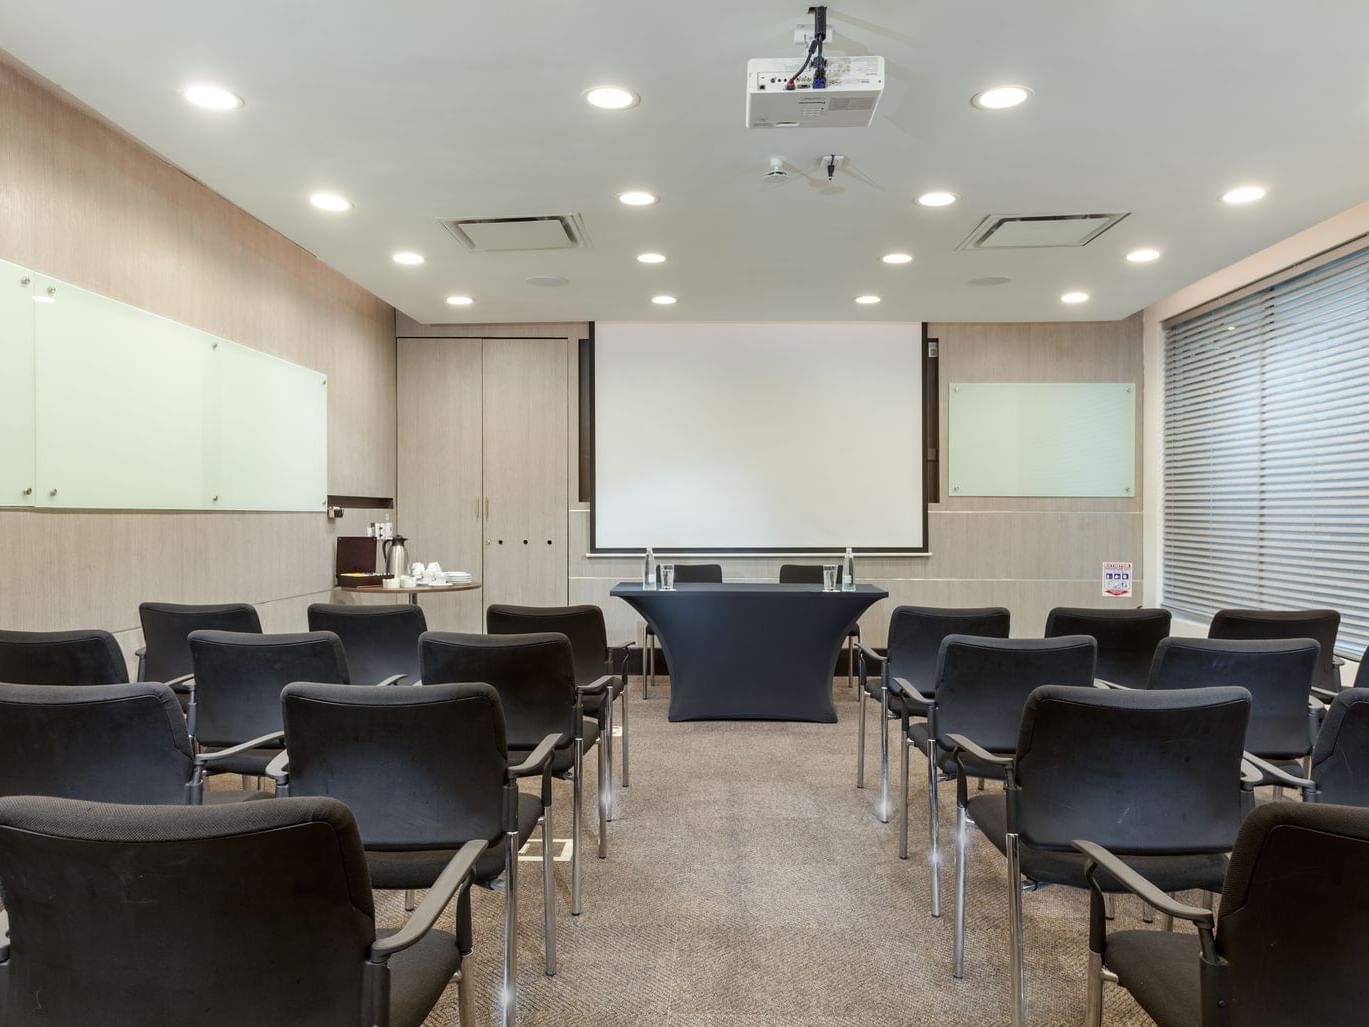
[745,55,885,128]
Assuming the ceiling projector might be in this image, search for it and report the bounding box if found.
[745,55,885,128]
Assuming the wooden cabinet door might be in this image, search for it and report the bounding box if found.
[481,338,568,609]
[397,338,484,632]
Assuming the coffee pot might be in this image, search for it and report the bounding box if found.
[382,535,409,578]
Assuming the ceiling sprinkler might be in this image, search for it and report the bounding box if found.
[764,157,790,183]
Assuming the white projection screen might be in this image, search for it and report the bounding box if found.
[593,322,926,553]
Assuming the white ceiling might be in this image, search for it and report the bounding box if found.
[4,1,1369,324]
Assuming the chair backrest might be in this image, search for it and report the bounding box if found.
[305,603,427,683]
[188,630,350,746]
[670,563,723,583]
[778,563,839,585]
[1044,607,1171,690]
[1311,688,1369,806]
[0,628,128,685]
[886,606,1011,696]
[1214,803,1369,1025]
[1147,637,1318,759]
[1209,607,1341,693]
[420,631,577,750]
[1014,684,1250,854]
[932,635,1097,752]
[0,796,375,1026]
[486,604,608,687]
[138,602,261,682]
[0,682,193,805]
[281,681,507,850]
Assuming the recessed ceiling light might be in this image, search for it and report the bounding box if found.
[309,192,351,212]
[882,252,913,265]
[584,86,640,110]
[916,191,958,207]
[445,295,474,306]
[1126,248,1161,263]
[392,252,424,266]
[182,84,244,110]
[618,190,657,207]
[971,85,1032,110]
[1222,185,1266,205]
[855,295,881,305]
[637,252,667,264]
[1060,291,1090,304]
[651,294,677,305]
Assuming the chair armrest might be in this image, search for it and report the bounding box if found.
[194,731,286,765]
[857,643,886,666]
[166,673,195,692]
[1333,654,1345,669]
[265,750,290,786]
[509,733,561,779]
[945,733,1015,768]
[1093,678,1131,690]
[890,675,933,706]
[374,674,407,687]
[1243,752,1314,790]
[369,839,487,959]
[576,675,613,696]
[1075,839,1215,928]
[608,640,638,652]
[1311,685,1340,703]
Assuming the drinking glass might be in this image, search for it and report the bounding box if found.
[822,565,838,591]
[660,564,676,590]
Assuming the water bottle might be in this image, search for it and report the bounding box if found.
[842,546,855,591]
[642,546,655,589]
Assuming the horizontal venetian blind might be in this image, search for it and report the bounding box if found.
[1164,245,1369,658]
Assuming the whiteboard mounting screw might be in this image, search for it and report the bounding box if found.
[212,495,219,502]
[952,485,960,493]
[212,342,218,350]
[1125,386,1132,393]
[48,489,57,497]
[22,487,32,496]
[1124,486,1132,493]
[19,277,30,287]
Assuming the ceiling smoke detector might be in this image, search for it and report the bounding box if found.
[764,157,790,183]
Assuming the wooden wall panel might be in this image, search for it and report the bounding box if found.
[0,58,396,675]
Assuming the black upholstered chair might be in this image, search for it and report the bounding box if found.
[1146,636,1320,784]
[187,630,353,779]
[644,563,722,697]
[1209,607,1343,697]
[855,606,1011,837]
[1044,607,1171,690]
[0,795,485,1027]
[0,628,127,685]
[955,685,1252,1026]
[137,601,261,711]
[487,604,635,807]
[307,603,427,685]
[897,634,1094,917]
[0,681,268,806]
[779,564,861,688]
[1078,802,1369,1027]
[272,682,557,1025]
[1245,688,1369,807]
[421,631,609,917]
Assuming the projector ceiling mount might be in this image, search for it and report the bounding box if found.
[745,6,885,128]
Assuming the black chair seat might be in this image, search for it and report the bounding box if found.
[967,793,1228,892]
[197,745,283,777]
[202,789,271,805]
[380,926,465,1027]
[907,723,1008,781]
[1103,929,1200,1027]
[366,791,544,889]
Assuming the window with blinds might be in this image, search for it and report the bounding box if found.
[1164,244,1369,657]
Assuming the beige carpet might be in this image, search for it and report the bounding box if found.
[375,681,1167,1027]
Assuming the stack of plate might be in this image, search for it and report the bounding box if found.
[443,570,474,584]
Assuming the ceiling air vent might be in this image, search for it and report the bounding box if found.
[440,213,589,252]
[957,212,1129,251]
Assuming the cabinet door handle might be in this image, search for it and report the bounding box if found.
[484,497,489,519]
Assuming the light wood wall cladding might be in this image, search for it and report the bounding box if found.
[0,58,396,673]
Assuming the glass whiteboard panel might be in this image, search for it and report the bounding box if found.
[0,260,35,506]
[205,341,327,511]
[33,275,211,509]
[948,382,1136,497]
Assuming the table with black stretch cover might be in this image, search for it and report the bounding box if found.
[610,582,887,722]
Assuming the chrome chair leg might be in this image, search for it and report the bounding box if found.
[1085,950,1104,1027]
[856,683,867,788]
[457,952,475,1026]
[404,889,416,912]
[1141,900,1155,924]
[953,805,970,978]
[878,685,890,823]
[1103,893,1116,921]
[604,700,616,823]
[1006,831,1028,1027]
[572,740,583,916]
[1162,894,1175,932]
[644,640,653,699]
[898,731,911,860]
[503,827,519,1027]
[927,738,941,917]
[542,805,556,976]
[621,685,630,788]
[597,729,609,859]
[847,635,854,689]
